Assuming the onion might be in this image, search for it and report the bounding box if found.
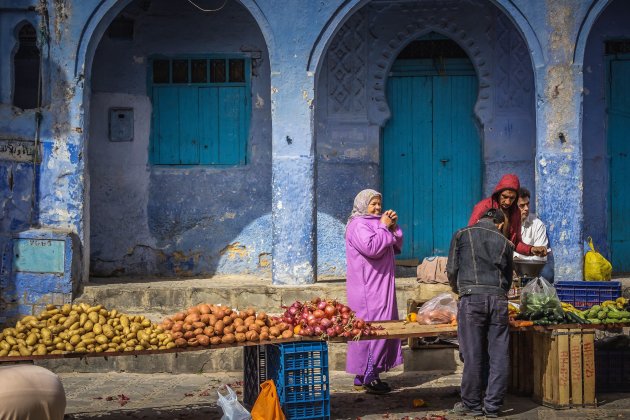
[320,318,332,329]
[324,305,337,317]
[301,326,314,336]
[341,306,351,314]
[313,309,325,319]
[311,297,321,305]
[355,319,365,329]
[317,301,327,310]
[314,326,323,335]
[351,328,361,337]
[334,325,344,335]
[288,306,299,316]
[326,327,336,337]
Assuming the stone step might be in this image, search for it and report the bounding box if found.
[77,276,451,322]
[47,276,456,374]
[35,342,462,374]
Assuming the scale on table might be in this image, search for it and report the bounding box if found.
[509,259,547,299]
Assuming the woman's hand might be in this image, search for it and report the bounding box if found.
[380,212,393,228]
[382,210,398,231]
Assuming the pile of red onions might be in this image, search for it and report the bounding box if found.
[277,297,382,339]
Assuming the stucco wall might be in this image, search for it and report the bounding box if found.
[88,0,272,277]
[582,0,630,258]
[315,0,536,274]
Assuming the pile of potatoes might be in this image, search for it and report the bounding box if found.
[161,304,293,348]
[0,303,175,357]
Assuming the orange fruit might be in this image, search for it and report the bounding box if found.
[406,313,418,322]
[412,398,425,408]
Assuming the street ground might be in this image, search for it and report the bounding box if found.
[60,370,630,420]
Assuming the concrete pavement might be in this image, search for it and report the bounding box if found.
[60,369,630,419]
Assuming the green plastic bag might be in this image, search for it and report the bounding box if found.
[584,237,612,281]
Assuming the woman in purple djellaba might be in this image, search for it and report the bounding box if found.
[345,189,404,394]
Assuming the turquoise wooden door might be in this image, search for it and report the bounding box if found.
[383,59,481,259]
[609,58,630,272]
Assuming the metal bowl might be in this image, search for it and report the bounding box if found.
[513,259,547,278]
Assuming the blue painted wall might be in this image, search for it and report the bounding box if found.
[583,0,630,259]
[87,0,272,278]
[0,0,625,303]
[315,1,536,273]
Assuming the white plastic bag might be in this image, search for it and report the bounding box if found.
[217,385,251,420]
[416,293,458,325]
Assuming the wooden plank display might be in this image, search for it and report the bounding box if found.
[509,330,534,395]
[529,328,597,409]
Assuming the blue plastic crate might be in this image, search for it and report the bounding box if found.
[555,281,621,310]
[267,341,330,420]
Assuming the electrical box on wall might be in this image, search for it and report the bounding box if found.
[109,107,134,142]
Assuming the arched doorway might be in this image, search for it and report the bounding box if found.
[87,0,272,278]
[382,34,481,259]
[582,0,630,273]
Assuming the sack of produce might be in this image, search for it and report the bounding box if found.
[217,384,251,420]
[520,276,565,324]
[584,236,612,281]
[416,293,458,325]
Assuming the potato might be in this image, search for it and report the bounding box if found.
[95,335,108,345]
[269,327,280,337]
[235,325,247,334]
[223,325,235,335]
[281,330,294,339]
[259,332,270,341]
[87,311,99,324]
[221,334,236,344]
[235,333,246,343]
[197,335,210,346]
[210,336,221,345]
[214,321,225,335]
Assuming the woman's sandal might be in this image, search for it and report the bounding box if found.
[363,379,392,394]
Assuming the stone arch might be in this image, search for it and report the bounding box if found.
[73,0,275,80]
[367,21,490,127]
[574,0,612,65]
[309,0,544,117]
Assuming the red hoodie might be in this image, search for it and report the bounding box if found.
[468,174,533,256]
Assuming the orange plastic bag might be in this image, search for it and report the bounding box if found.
[251,380,286,420]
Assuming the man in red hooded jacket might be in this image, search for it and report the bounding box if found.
[468,174,547,257]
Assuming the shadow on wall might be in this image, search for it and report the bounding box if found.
[89,210,348,280]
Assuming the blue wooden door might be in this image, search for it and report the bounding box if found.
[383,59,481,259]
[609,59,630,272]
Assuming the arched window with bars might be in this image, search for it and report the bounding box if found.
[13,22,41,110]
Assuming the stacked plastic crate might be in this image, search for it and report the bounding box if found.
[244,341,330,420]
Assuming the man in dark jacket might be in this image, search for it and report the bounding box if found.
[468,173,547,258]
[447,208,514,418]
